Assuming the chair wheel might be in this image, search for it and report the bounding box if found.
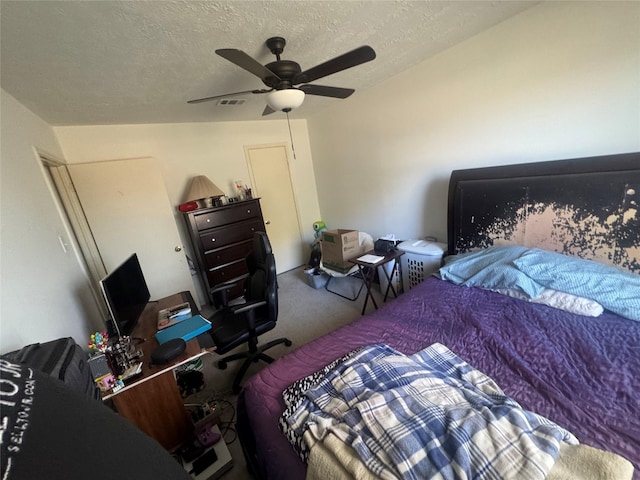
[218,361,227,370]
[284,340,292,347]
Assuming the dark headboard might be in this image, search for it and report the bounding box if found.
[447,152,640,272]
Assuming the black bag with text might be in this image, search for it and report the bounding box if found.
[3,337,99,400]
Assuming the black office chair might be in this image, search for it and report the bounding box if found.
[208,232,292,393]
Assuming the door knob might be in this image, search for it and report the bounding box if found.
[175,246,182,252]
[265,220,271,225]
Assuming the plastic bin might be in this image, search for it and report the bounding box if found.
[397,239,446,290]
[304,268,329,289]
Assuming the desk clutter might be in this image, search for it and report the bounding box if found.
[87,332,144,393]
[179,424,233,479]
[157,302,192,329]
[178,393,237,479]
[2,291,240,479]
[85,305,212,395]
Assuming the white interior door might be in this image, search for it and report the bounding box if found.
[68,158,195,301]
[44,159,109,318]
[246,144,304,272]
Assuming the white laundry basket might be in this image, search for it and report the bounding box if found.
[397,239,446,290]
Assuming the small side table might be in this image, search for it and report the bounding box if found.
[350,249,404,315]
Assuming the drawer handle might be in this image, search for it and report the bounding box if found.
[206,218,211,223]
[211,238,216,242]
[247,209,252,214]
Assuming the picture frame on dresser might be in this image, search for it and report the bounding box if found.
[183,199,265,306]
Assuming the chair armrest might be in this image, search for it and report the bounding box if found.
[231,300,266,315]
[230,299,267,333]
[209,274,249,307]
[210,281,236,294]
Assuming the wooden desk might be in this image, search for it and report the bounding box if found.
[103,291,211,451]
[350,249,404,315]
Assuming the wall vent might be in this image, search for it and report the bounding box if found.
[217,99,246,106]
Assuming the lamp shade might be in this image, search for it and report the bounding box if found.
[266,89,305,112]
[183,175,225,202]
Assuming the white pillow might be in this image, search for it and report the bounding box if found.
[491,288,604,317]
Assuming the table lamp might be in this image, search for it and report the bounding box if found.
[184,175,225,208]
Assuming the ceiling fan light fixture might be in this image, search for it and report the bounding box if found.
[266,89,305,112]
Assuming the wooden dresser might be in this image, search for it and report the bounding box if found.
[184,199,265,305]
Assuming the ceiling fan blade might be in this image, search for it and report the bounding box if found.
[187,89,272,104]
[293,46,376,84]
[298,84,355,99]
[262,105,276,116]
[216,48,281,82]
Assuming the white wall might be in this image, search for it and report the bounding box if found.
[308,1,640,243]
[54,120,322,301]
[0,90,104,352]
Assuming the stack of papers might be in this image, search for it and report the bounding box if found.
[357,254,386,264]
[157,302,192,330]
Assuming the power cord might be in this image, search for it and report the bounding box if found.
[216,398,237,445]
[184,393,238,445]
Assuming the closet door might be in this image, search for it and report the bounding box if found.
[68,157,195,301]
[245,144,304,273]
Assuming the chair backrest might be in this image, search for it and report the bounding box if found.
[245,232,278,323]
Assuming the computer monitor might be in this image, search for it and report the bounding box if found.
[99,253,150,337]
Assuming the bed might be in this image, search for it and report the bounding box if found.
[236,152,640,480]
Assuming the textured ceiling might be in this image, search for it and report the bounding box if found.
[0,0,537,126]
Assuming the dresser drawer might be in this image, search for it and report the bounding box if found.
[206,259,248,286]
[194,200,261,231]
[204,240,253,270]
[200,219,264,251]
[184,198,264,305]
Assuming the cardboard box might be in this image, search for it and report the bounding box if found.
[321,229,362,273]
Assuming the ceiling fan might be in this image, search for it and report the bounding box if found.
[188,37,376,116]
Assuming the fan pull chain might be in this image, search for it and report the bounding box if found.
[286,111,297,160]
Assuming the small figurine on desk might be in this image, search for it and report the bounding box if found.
[88,331,109,353]
[95,373,125,393]
[95,373,117,392]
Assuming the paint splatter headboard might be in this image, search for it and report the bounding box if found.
[447,152,640,272]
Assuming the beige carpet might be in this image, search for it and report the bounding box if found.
[188,266,386,479]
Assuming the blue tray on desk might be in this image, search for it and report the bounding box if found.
[155,315,212,344]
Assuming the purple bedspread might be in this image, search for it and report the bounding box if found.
[238,277,639,479]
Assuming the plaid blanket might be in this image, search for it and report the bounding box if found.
[285,343,577,480]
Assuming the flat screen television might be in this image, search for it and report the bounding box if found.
[99,253,151,337]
